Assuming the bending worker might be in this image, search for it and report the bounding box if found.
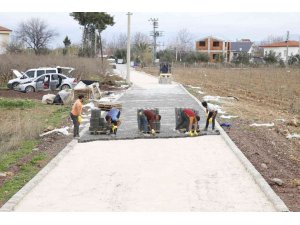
[176,108,200,136]
[140,109,161,135]
[202,101,218,131]
[105,107,121,134]
[70,94,84,138]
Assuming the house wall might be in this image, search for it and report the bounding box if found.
[229,46,253,62]
[196,37,230,62]
[0,32,11,54]
[263,47,300,60]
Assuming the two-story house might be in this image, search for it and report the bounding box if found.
[0,25,12,54]
[195,36,230,62]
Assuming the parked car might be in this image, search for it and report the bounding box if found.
[17,73,77,93]
[107,58,117,69]
[7,66,74,89]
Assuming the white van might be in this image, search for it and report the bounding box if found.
[7,66,74,89]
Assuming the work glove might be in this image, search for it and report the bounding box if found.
[112,125,118,134]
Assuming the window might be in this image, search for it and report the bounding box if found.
[199,41,205,47]
[213,41,219,47]
[36,76,45,82]
[25,70,35,78]
[37,70,45,77]
[46,69,56,73]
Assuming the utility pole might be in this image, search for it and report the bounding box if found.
[126,12,132,84]
[149,18,163,64]
[286,30,289,63]
[94,31,97,57]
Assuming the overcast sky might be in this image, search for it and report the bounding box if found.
[1,12,300,48]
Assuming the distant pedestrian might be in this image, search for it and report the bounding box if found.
[70,95,84,138]
[202,101,218,131]
[105,108,121,134]
[139,109,161,135]
[176,108,200,136]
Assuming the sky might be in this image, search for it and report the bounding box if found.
[1,12,300,49]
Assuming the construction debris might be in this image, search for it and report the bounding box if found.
[220,115,239,119]
[249,123,275,127]
[286,133,300,139]
[40,127,70,137]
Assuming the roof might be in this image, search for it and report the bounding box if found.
[260,41,300,48]
[230,42,253,52]
[0,25,12,32]
[197,36,227,42]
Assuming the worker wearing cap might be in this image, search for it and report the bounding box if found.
[105,108,121,134]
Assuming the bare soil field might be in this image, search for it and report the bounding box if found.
[142,66,300,211]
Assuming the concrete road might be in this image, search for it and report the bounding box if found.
[5,65,284,211]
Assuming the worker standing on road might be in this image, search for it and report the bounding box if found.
[70,95,84,138]
[139,110,161,135]
[105,108,121,135]
[176,108,200,136]
[202,101,218,131]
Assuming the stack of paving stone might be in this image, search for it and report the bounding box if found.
[158,73,172,84]
[89,108,109,134]
[175,108,199,132]
[137,108,160,133]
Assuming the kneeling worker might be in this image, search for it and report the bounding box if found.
[140,109,161,135]
[201,101,218,131]
[105,108,121,134]
[177,108,200,136]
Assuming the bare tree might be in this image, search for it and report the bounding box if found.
[172,29,194,61]
[106,33,127,56]
[5,35,24,54]
[17,18,58,55]
[260,35,285,45]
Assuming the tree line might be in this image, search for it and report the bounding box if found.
[4,13,300,67]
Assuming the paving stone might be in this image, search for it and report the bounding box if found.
[80,83,218,142]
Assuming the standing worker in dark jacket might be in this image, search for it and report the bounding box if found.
[140,109,161,135]
[70,95,84,138]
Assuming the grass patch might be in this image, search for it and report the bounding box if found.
[0,98,35,109]
[46,105,70,127]
[0,140,38,172]
[0,152,46,205]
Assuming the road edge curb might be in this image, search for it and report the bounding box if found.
[179,83,289,212]
[0,139,78,211]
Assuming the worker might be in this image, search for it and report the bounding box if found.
[70,94,84,138]
[105,108,121,134]
[202,101,218,131]
[176,108,200,136]
[139,109,161,135]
